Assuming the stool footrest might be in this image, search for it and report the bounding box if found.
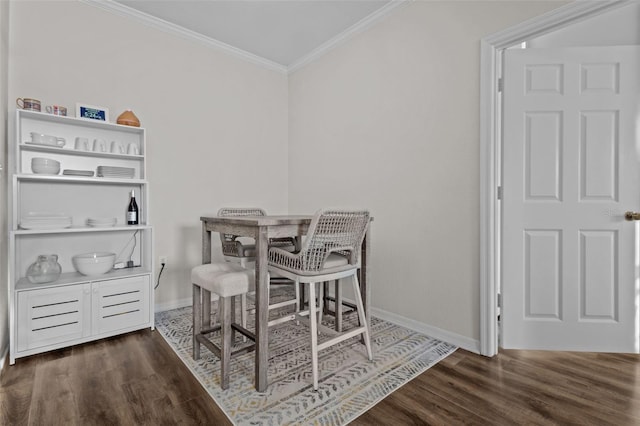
[199,322,255,342]
[196,334,256,358]
[231,323,256,342]
[324,296,357,311]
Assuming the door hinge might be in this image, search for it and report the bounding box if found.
[497,186,503,200]
[497,77,503,92]
[497,293,502,308]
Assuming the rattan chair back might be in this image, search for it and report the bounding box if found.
[217,207,266,257]
[270,209,370,273]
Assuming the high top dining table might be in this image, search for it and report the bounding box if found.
[200,214,372,392]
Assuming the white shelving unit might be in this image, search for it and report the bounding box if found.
[8,110,154,364]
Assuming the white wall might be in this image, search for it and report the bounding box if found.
[2,0,572,359]
[0,0,9,368]
[6,1,289,313]
[288,0,565,347]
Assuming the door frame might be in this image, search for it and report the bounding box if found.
[479,0,632,356]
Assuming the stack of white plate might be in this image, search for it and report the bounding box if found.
[63,169,94,177]
[96,166,135,179]
[20,213,71,230]
[87,217,117,227]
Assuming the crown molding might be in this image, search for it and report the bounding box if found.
[82,0,408,75]
[81,0,289,74]
[287,0,411,74]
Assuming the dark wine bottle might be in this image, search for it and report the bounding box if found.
[127,189,139,225]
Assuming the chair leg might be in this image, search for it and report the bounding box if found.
[322,281,329,315]
[192,284,202,360]
[352,274,373,361]
[295,278,300,325]
[335,279,342,332]
[220,296,232,390]
[308,281,319,391]
[318,281,324,325]
[230,295,237,343]
[300,285,306,311]
[241,293,248,342]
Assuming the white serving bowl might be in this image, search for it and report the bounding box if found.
[31,158,60,174]
[72,252,116,276]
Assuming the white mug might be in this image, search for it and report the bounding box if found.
[111,140,125,154]
[46,105,67,116]
[31,132,65,147]
[75,137,89,151]
[128,143,139,155]
[93,138,107,152]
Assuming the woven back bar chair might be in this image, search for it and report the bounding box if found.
[218,207,266,266]
[268,209,373,390]
[217,207,299,328]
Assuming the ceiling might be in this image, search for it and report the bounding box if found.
[114,0,394,68]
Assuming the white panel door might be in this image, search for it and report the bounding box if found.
[502,46,640,352]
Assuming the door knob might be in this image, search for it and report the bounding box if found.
[625,211,640,221]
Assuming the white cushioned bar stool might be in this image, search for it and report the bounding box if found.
[192,262,256,390]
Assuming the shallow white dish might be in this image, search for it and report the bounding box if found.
[63,169,94,177]
[20,212,71,229]
[87,217,117,227]
[72,252,116,276]
[25,140,64,148]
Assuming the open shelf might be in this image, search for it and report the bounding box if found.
[15,267,152,291]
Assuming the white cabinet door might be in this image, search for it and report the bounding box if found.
[17,283,91,351]
[91,275,150,335]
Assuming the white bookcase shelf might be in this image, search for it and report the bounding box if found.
[8,110,154,365]
[15,268,153,291]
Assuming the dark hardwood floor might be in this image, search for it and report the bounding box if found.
[1,330,639,425]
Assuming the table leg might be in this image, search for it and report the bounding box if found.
[202,224,213,327]
[359,225,371,345]
[202,223,212,264]
[255,226,269,392]
[361,224,371,320]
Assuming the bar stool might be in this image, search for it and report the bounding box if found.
[268,209,372,390]
[217,207,300,328]
[192,262,256,390]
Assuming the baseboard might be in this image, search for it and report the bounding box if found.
[370,305,481,354]
[154,295,482,354]
[155,297,192,313]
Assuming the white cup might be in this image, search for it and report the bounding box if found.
[45,105,67,116]
[75,137,89,151]
[111,140,125,154]
[31,132,65,147]
[93,138,107,152]
[127,143,139,155]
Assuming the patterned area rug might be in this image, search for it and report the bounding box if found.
[155,290,457,425]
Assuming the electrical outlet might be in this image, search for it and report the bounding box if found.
[159,256,168,265]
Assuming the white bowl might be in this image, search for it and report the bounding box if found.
[72,252,116,276]
[31,158,60,174]
[32,166,60,174]
[32,157,60,166]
